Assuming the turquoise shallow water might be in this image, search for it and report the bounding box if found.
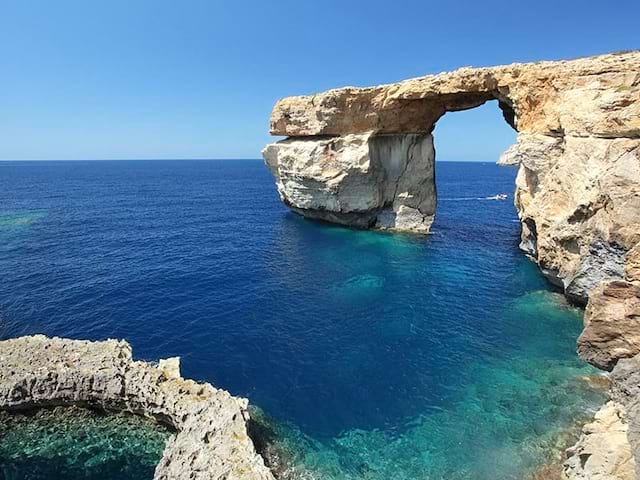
[255,291,605,480]
[0,407,170,479]
[0,160,605,479]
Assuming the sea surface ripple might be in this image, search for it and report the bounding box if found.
[0,160,605,479]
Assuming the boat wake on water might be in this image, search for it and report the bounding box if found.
[441,194,509,201]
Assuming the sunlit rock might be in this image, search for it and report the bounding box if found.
[263,132,436,232]
[0,335,274,480]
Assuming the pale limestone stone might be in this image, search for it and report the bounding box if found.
[263,132,436,232]
[158,357,181,379]
[269,52,640,137]
[563,402,635,480]
[0,335,274,480]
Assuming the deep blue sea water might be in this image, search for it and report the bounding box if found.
[0,160,604,479]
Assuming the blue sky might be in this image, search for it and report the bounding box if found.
[1,1,638,161]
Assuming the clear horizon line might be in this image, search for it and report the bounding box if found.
[0,158,502,163]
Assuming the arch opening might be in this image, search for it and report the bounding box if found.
[432,99,518,163]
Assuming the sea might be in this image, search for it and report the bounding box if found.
[0,160,606,480]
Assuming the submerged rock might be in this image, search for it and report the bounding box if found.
[0,405,170,478]
[0,335,275,480]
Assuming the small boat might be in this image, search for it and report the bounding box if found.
[486,194,508,200]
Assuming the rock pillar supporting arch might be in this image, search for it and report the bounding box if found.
[263,132,436,232]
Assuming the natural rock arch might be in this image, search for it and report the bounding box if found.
[263,51,640,306]
[264,95,517,234]
[263,53,640,478]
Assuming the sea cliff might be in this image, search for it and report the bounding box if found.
[263,51,640,479]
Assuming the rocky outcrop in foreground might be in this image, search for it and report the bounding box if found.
[567,243,640,479]
[0,335,274,480]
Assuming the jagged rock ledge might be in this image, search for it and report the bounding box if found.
[564,257,640,480]
[0,335,275,480]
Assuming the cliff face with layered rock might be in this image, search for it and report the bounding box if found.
[0,335,275,480]
[565,354,640,480]
[263,51,640,480]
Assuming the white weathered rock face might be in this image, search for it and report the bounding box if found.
[263,132,436,232]
[0,335,275,480]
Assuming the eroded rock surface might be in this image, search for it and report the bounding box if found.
[564,401,635,480]
[263,132,436,232]
[0,335,274,480]
[268,52,640,138]
[564,354,640,480]
[578,281,640,371]
[514,135,640,305]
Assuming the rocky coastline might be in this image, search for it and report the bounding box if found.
[0,335,275,480]
[263,51,640,479]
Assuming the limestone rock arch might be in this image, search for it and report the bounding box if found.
[263,51,640,305]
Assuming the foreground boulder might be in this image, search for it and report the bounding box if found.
[0,335,274,480]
